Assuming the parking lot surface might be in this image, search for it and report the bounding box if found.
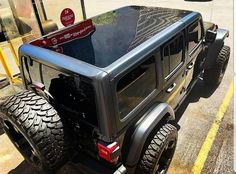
[0,0,234,174]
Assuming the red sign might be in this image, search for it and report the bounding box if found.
[60,8,75,27]
[31,19,95,53]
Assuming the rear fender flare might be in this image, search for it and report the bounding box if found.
[124,103,175,171]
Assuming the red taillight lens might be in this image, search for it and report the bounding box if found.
[97,142,120,163]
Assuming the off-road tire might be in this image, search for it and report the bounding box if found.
[203,45,230,86]
[137,124,177,174]
[0,90,72,171]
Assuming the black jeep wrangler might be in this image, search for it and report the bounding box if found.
[0,6,230,174]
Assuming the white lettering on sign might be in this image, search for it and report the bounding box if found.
[60,8,75,27]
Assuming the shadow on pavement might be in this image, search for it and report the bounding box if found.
[8,160,84,174]
[0,128,5,135]
[175,79,217,125]
[0,128,4,135]
[8,161,39,174]
[0,120,4,135]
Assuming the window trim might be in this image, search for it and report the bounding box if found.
[162,33,185,80]
[165,62,184,80]
[189,40,203,57]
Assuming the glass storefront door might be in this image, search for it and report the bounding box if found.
[0,0,85,42]
[0,0,85,81]
[36,0,84,30]
[0,0,41,41]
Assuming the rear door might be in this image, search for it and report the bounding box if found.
[185,19,204,89]
[161,33,186,109]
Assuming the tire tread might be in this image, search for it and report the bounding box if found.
[0,90,70,169]
[138,124,177,174]
[203,45,230,86]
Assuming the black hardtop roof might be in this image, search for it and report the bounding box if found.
[23,6,200,79]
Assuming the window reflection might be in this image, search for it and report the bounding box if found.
[42,65,98,126]
[117,56,156,118]
[188,21,202,51]
[169,36,183,72]
[162,35,184,78]
[30,6,191,68]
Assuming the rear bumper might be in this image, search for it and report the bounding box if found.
[69,151,129,174]
[113,165,127,174]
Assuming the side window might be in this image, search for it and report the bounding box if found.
[117,56,156,119]
[41,65,67,91]
[169,36,184,72]
[22,57,41,85]
[188,20,202,51]
[162,34,184,78]
[163,47,170,78]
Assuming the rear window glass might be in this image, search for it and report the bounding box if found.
[41,65,98,127]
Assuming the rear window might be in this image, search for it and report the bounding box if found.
[21,57,98,127]
[21,56,41,86]
[41,65,98,127]
[116,56,156,119]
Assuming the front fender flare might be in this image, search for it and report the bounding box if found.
[203,28,229,69]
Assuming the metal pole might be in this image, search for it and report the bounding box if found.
[31,0,45,35]
[39,0,48,21]
[81,0,87,20]
[8,0,17,17]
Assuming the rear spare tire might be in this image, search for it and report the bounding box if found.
[0,90,72,171]
[203,45,230,86]
[137,123,177,174]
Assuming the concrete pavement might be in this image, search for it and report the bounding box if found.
[0,0,234,174]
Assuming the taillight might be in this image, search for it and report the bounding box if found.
[31,81,45,91]
[31,81,53,99]
[97,141,120,163]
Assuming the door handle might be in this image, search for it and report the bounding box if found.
[167,83,176,93]
[187,62,194,69]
